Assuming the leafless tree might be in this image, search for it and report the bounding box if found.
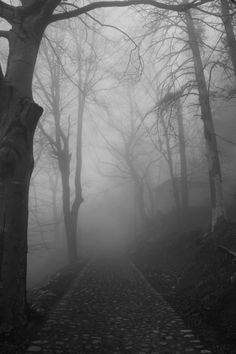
[95,88,158,236]
[34,20,106,262]
[140,2,226,231]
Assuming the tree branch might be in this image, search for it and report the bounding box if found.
[38,122,57,150]
[20,0,60,18]
[0,30,9,40]
[50,0,212,23]
[0,0,15,24]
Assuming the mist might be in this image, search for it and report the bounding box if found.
[20,0,236,288]
[1,1,236,352]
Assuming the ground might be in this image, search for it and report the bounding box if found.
[0,222,236,353]
[0,262,84,354]
[0,255,213,354]
[132,222,236,354]
[24,257,211,353]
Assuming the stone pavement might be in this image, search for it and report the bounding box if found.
[26,256,211,354]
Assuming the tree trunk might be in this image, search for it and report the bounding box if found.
[135,182,149,233]
[59,157,78,264]
[70,90,84,249]
[0,83,42,329]
[48,172,60,245]
[176,100,189,216]
[0,0,60,331]
[220,0,236,78]
[160,114,181,212]
[0,14,46,329]
[127,154,149,235]
[185,10,226,231]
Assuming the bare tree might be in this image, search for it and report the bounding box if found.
[159,93,189,216]
[36,38,81,263]
[184,8,225,230]
[35,20,110,262]
[95,90,157,236]
[140,2,226,231]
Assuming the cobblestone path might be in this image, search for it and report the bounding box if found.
[26,257,211,354]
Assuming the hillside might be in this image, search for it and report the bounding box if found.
[133,222,236,354]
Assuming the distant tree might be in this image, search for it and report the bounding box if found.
[35,21,104,262]
[140,3,226,231]
[158,106,181,213]
[157,92,189,217]
[96,90,157,236]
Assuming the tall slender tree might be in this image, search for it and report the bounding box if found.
[140,1,225,231]
[35,22,104,262]
[176,99,189,215]
[184,8,225,230]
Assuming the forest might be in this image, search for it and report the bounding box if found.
[0,0,236,353]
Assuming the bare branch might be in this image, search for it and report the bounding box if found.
[20,0,60,18]
[50,0,212,23]
[38,121,58,156]
[34,72,53,107]
[0,30,9,40]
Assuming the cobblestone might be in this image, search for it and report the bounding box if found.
[26,257,211,353]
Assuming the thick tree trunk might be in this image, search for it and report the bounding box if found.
[0,8,47,328]
[185,11,226,231]
[176,100,189,216]
[220,0,236,78]
[0,83,42,329]
[0,0,61,331]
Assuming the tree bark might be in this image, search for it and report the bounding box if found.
[185,10,226,231]
[0,4,47,329]
[0,83,42,329]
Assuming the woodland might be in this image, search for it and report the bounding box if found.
[0,0,236,352]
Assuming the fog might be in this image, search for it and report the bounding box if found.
[9,2,233,288]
